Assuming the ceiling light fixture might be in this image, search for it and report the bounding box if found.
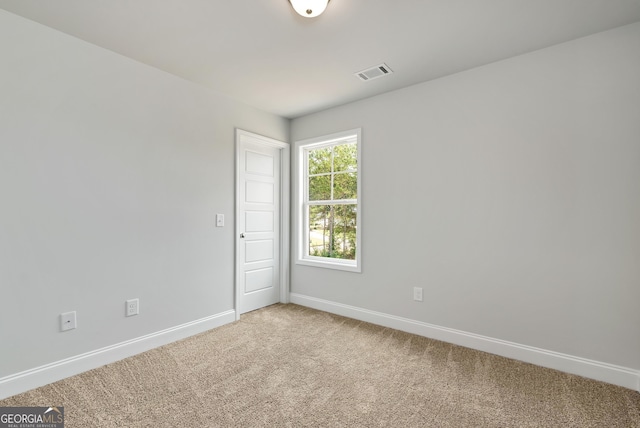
[288,0,330,18]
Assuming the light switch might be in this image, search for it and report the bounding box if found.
[216,214,224,227]
[60,311,77,332]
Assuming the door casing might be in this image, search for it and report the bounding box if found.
[235,129,290,320]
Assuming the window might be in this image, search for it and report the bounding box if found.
[295,129,361,272]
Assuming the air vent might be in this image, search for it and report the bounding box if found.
[355,63,393,81]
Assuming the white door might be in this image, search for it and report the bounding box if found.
[236,130,289,315]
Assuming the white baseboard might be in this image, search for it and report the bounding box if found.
[290,293,640,392]
[0,310,236,400]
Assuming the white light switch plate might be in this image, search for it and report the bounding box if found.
[216,214,224,227]
[60,311,77,331]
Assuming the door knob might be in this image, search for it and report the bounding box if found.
[240,233,245,238]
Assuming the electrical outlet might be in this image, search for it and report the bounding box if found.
[60,311,77,331]
[126,298,139,317]
[413,287,423,302]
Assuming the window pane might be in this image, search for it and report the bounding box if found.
[308,147,332,175]
[309,175,331,201]
[307,204,357,260]
[334,204,357,260]
[333,143,357,172]
[308,205,331,256]
[333,172,357,200]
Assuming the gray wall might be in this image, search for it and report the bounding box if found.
[0,10,288,378]
[291,22,640,370]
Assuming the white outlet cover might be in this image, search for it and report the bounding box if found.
[126,298,139,316]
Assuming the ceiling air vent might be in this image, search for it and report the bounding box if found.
[355,63,393,81]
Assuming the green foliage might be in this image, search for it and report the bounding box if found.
[307,143,358,260]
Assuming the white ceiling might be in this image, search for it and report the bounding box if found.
[2,0,640,118]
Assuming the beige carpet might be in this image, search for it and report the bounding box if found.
[2,304,639,427]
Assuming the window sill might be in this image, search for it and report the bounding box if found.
[296,257,361,273]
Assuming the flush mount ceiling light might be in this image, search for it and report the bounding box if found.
[288,0,330,18]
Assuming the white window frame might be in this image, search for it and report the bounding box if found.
[294,128,362,272]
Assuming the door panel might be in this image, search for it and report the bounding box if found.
[245,240,274,263]
[246,181,274,203]
[245,267,274,293]
[246,151,274,176]
[245,211,273,232]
